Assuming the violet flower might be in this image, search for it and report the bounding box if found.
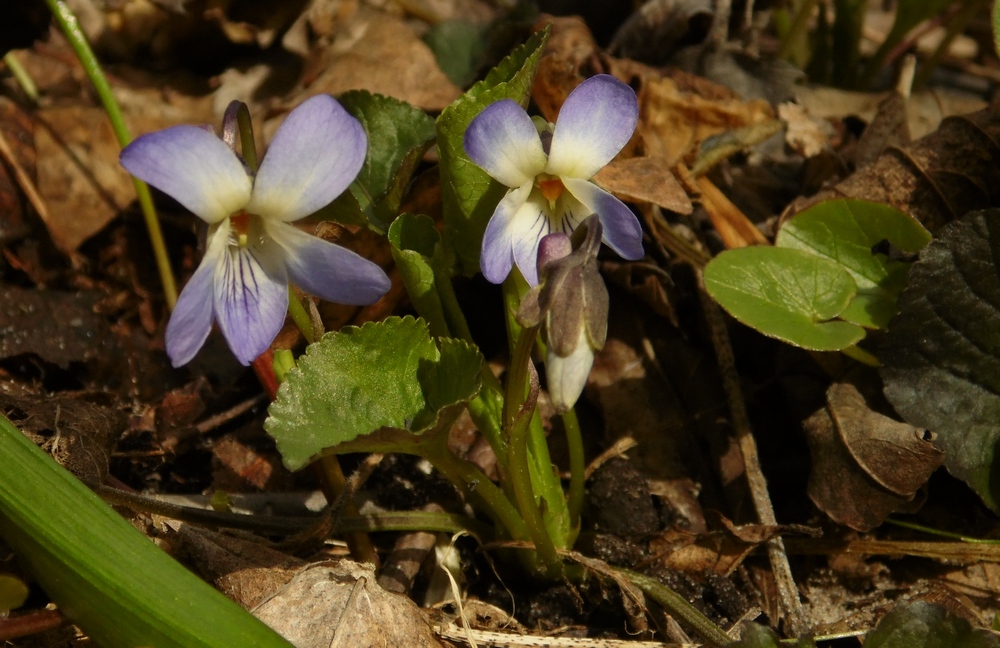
[464,74,644,286]
[121,95,390,367]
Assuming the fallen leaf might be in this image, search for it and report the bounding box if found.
[303,9,461,112]
[786,106,1000,233]
[804,381,942,531]
[593,156,693,215]
[252,561,442,648]
[2,392,126,482]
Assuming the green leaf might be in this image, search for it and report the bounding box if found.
[728,623,816,647]
[704,246,866,350]
[437,27,548,276]
[0,574,28,612]
[994,0,1000,59]
[266,316,484,470]
[319,91,435,232]
[389,213,450,338]
[777,199,931,328]
[880,209,1000,512]
[0,416,293,648]
[424,20,491,88]
[863,600,999,647]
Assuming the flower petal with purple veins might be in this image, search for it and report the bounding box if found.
[510,190,553,286]
[268,221,391,305]
[213,237,289,365]
[562,178,644,260]
[464,100,547,189]
[545,75,638,180]
[164,224,228,366]
[120,125,252,223]
[480,182,533,284]
[248,95,367,222]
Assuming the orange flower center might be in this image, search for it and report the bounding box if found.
[230,211,250,247]
[538,177,564,203]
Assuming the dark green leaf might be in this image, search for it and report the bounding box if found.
[424,20,491,88]
[863,600,999,647]
[880,209,1000,511]
[437,27,548,276]
[728,623,816,647]
[320,91,435,232]
[0,416,293,647]
[704,246,866,350]
[777,199,930,328]
[266,316,484,470]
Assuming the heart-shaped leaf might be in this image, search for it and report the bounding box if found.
[880,209,1000,511]
[777,199,930,328]
[266,316,483,470]
[388,213,450,338]
[704,245,865,350]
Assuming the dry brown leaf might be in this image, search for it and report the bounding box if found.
[795,86,986,140]
[0,97,36,243]
[805,382,943,532]
[303,9,461,112]
[785,106,1000,233]
[593,156,693,215]
[168,522,305,610]
[2,392,126,482]
[778,101,831,159]
[253,560,443,648]
[853,91,910,169]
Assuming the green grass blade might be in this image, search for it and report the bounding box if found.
[0,414,293,648]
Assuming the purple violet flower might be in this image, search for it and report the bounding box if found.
[463,74,644,286]
[121,95,391,367]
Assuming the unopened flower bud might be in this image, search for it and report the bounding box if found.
[517,216,609,413]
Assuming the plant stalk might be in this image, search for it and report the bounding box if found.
[45,0,177,309]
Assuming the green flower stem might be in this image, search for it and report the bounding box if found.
[913,0,983,91]
[286,290,315,344]
[561,407,585,536]
[3,52,39,102]
[841,344,879,366]
[502,273,571,548]
[45,0,177,309]
[618,568,732,648]
[503,324,561,576]
[431,258,508,473]
[421,443,527,542]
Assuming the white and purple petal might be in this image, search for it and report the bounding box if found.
[480,182,533,284]
[164,224,229,367]
[267,222,391,305]
[213,236,289,365]
[562,178,644,260]
[248,95,366,223]
[120,125,252,224]
[545,75,638,180]
[464,100,547,189]
[510,190,555,287]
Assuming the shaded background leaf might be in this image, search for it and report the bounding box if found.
[863,600,1000,648]
[880,209,1000,512]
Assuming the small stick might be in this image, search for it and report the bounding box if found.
[0,127,60,246]
[696,270,806,635]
